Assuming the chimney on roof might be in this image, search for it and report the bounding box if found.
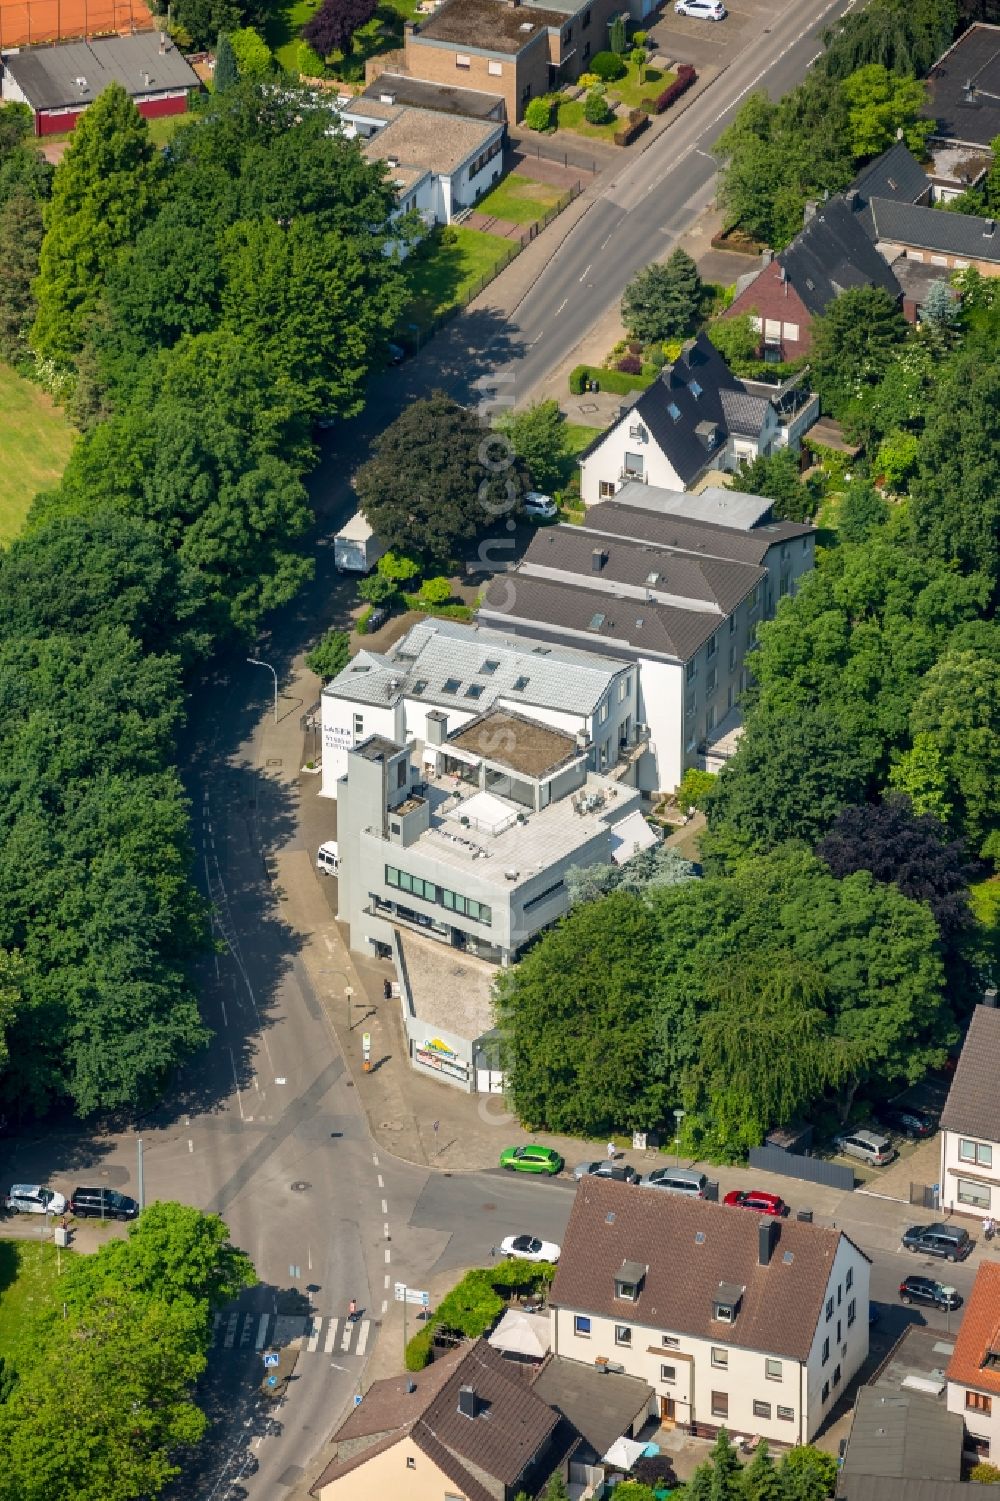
[458,1385,479,1419]
[425,709,448,745]
[592,548,608,572]
[847,188,861,211]
[985,218,996,238]
[759,1219,780,1267]
[964,78,976,104]
[159,30,167,51]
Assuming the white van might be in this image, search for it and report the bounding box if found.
[5,1184,67,1215]
[316,841,341,876]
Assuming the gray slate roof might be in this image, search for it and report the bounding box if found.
[479,571,728,664]
[551,1178,863,1361]
[940,1004,1000,1143]
[520,522,764,614]
[848,141,931,213]
[583,499,813,566]
[838,1481,1000,1501]
[627,334,771,487]
[361,72,505,120]
[868,197,1000,264]
[921,22,1000,150]
[838,1387,962,1485]
[779,196,903,317]
[2,33,198,110]
[530,1354,652,1459]
[323,619,625,715]
[613,480,775,530]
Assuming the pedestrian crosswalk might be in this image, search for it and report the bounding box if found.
[213,1309,377,1359]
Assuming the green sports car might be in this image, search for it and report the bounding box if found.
[499,1145,564,1175]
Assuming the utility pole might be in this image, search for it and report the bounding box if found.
[137,1135,145,1212]
[246,656,278,722]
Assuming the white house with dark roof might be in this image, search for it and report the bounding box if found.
[579,335,794,505]
[939,1004,1000,1222]
[550,1178,871,1448]
[478,490,816,793]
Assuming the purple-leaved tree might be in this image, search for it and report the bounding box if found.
[302,0,378,57]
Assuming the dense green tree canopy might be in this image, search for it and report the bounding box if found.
[810,286,909,416]
[499,400,569,495]
[841,64,933,157]
[819,0,956,80]
[622,249,702,341]
[730,448,820,522]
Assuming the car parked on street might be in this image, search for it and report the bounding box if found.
[880,1107,936,1139]
[573,1160,640,1184]
[901,1222,971,1262]
[898,1275,962,1310]
[834,1128,897,1166]
[499,1145,564,1175]
[70,1187,139,1222]
[499,1233,561,1263]
[640,1167,708,1197]
[675,0,726,18]
[4,1184,67,1216]
[723,1189,788,1217]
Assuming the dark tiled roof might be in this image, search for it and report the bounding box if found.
[945,1261,1000,1398]
[630,334,766,487]
[415,0,567,54]
[868,197,1000,264]
[530,1354,652,1457]
[921,23,1000,149]
[418,1338,558,1486]
[479,572,722,663]
[1,33,199,111]
[361,72,505,120]
[839,1387,962,1485]
[719,388,772,436]
[551,1179,860,1360]
[838,1481,1000,1501]
[779,197,902,317]
[583,501,812,565]
[327,1341,468,1443]
[940,1004,1000,1141]
[848,142,930,211]
[521,523,764,614]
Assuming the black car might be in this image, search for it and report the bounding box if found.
[901,1222,971,1261]
[881,1107,936,1139]
[70,1187,139,1221]
[899,1275,962,1310]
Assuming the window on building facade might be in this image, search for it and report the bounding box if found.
[385,867,492,926]
[777,1406,794,1422]
[574,1316,591,1337]
[488,58,502,74]
[847,1299,856,1328]
[728,645,737,673]
[582,5,590,24]
[599,480,616,497]
[729,613,737,634]
[846,1268,853,1291]
[706,667,717,695]
[783,322,799,342]
[822,1337,830,1364]
[822,1381,830,1402]
[960,1139,993,1168]
[615,1325,632,1346]
[662,1335,680,1349]
[623,452,644,478]
[456,53,471,67]
[765,1359,782,1381]
[406,1457,416,1469]
[661,1364,676,1383]
[711,1348,728,1369]
[354,713,364,737]
[968,1392,993,1414]
[833,1364,842,1387]
[619,675,631,701]
[826,1298,834,1321]
[958,1178,991,1209]
[686,659,697,682]
[707,633,717,659]
[711,1392,729,1418]
[753,1400,771,1420]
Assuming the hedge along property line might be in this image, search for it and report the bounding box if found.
[404,1261,557,1371]
[614,109,649,147]
[569,363,656,395]
[653,63,696,114]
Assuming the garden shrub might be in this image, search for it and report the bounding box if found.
[654,63,696,114]
[616,354,642,374]
[355,604,374,634]
[569,365,588,394]
[404,1325,435,1371]
[584,89,613,125]
[630,47,646,66]
[524,97,552,131]
[614,111,648,147]
[591,50,627,82]
[632,29,647,45]
[645,66,661,82]
[577,72,600,88]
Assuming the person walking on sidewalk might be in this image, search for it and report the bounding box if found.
[985,1215,995,1243]
[607,1141,616,1160]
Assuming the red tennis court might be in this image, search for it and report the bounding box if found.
[0,0,153,49]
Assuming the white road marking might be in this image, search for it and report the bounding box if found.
[381,1299,388,1314]
[340,1321,353,1352]
[330,1360,347,1372]
[555,298,568,315]
[377,1175,384,1189]
[240,1315,255,1347]
[383,1222,390,1239]
[255,1313,269,1349]
[228,1047,245,1121]
[372,1153,379,1166]
[579,264,591,281]
[381,1199,388,1215]
[357,1320,371,1356]
[188,1139,194,1153]
[384,1248,391,1263]
[307,1317,321,1353]
[325,1320,340,1353]
[384,1274,390,1289]
[223,1311,240,1349]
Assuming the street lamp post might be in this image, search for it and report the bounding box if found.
[345,985,354,1032]
[320,968,355,1035]
[673,1108,686,1169]
[246,657,278,722]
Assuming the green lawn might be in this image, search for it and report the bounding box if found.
[0,1241,65,1374]
[612,60,674,109]
[563,422,603,456]
[0,364,75,543]
[555,97,621,141]
[475,174,564,225]
[145,113,194,148]
[266,0,420,76]
[402,227,514,332]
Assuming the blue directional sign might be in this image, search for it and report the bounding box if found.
[263,1352,280,1368]
[354,1394,363,1407]
[267,1374,278,1387]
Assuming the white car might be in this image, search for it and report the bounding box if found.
[524,491,558,520]
[316,840,340,876]
[5,1184,67,1216]
[500,1233,561,1263]
[675,0,726,18]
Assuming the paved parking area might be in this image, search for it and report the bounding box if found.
[646,0,796,72]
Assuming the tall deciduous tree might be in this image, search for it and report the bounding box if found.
[730,448,820,522]
[500,399,568,494]
[0,193,43,360]
[171,0,241,49]
[302,0,377,57]
[622,249,702,342]
[355,393,528,566]
[840,63,933,158]
[31,83,161,365]
[820,0,957,81]
[809,286,908,417]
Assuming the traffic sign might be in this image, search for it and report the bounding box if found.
[263,1352,280,1368]
[354,1394,363,1407]
[267,1375,278,1387]
[394,1282,430,1307]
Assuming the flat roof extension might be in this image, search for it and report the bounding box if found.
[414,0,567,54]
[447,705,578,780]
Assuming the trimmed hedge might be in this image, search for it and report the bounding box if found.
[355,604,374,634]
[403,1260,556,1371]
[569,363,655,395]
[402,594,473,622]
[654,63,696,114]
[614,110,648,147]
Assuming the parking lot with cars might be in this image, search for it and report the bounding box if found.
[647,0,788,72]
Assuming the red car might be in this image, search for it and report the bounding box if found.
[723,1189,788,1217]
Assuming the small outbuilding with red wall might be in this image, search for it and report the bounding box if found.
[0,31,199,134]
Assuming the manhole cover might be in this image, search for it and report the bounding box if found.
[482,1202,496,1211]
[266,758,283,768]
[290,1181,311,1192]
[99,1167,110,1178]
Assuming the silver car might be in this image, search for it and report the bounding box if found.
[5,1184,67,1215]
